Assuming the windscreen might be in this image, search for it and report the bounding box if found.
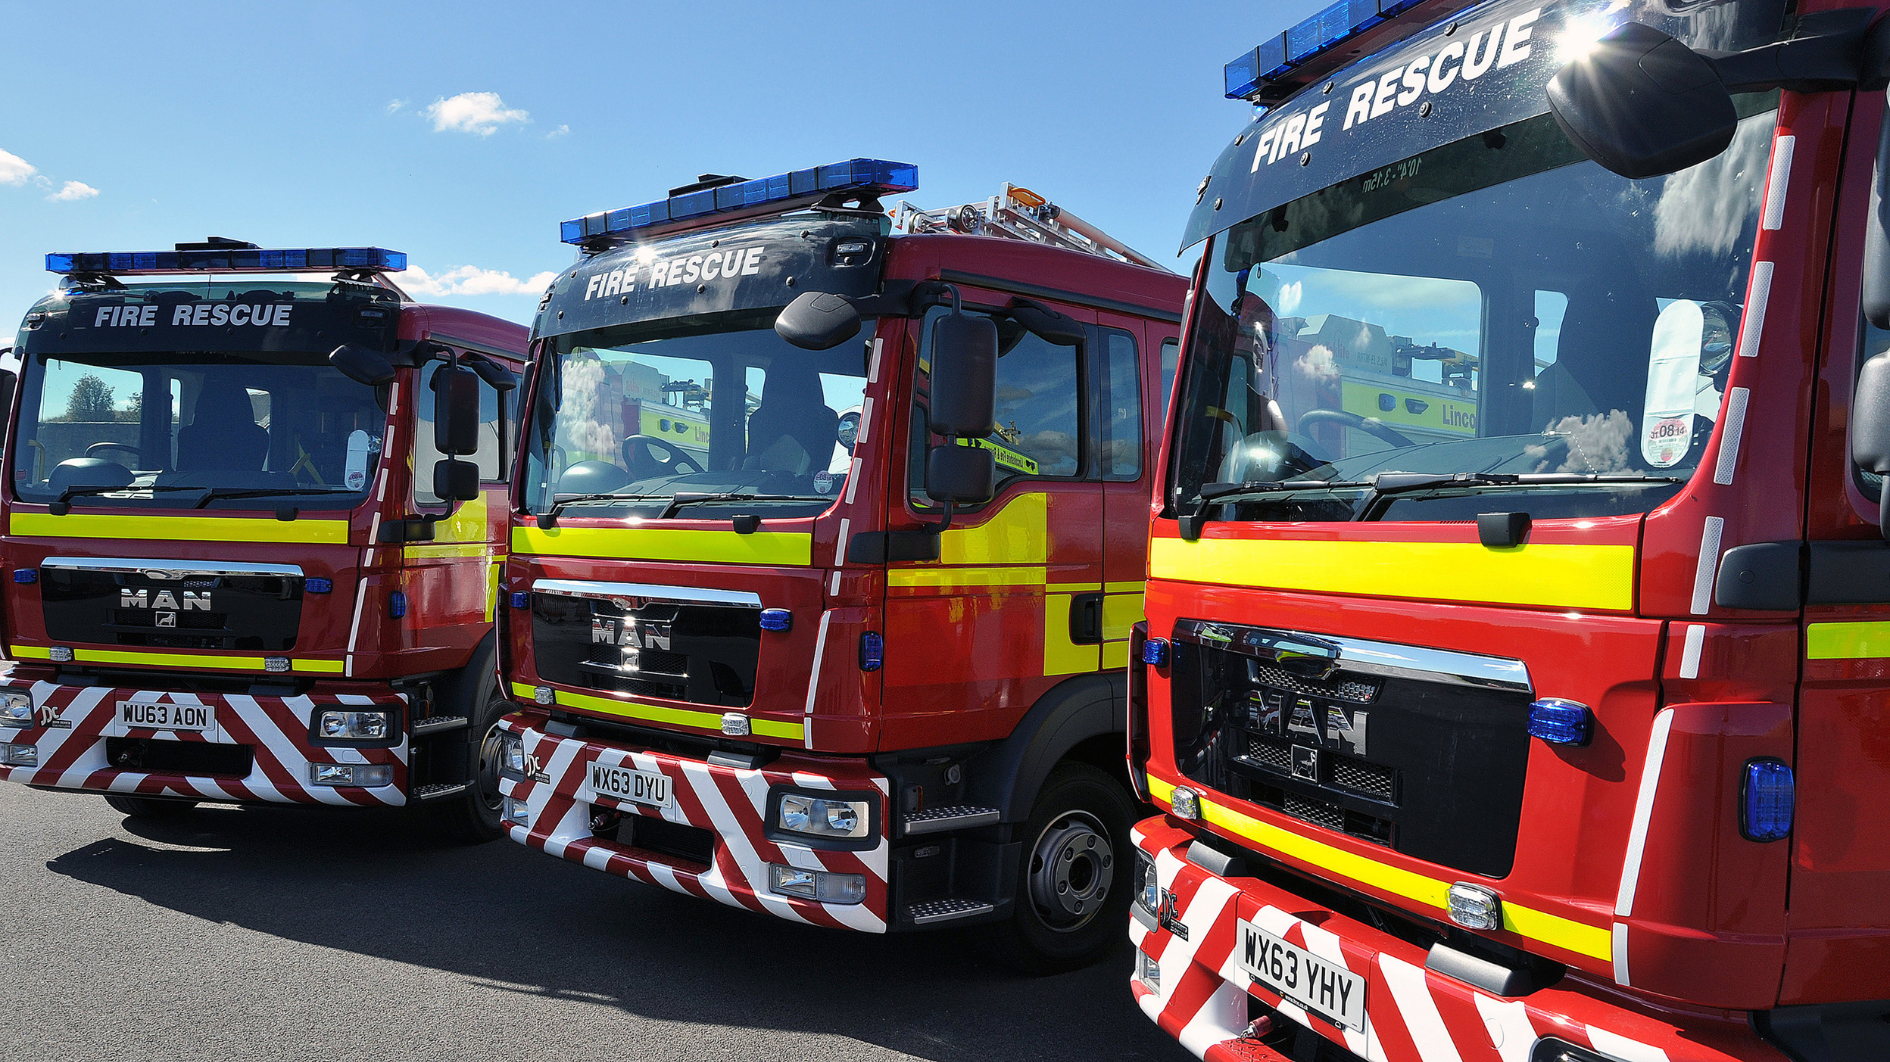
[13,350,387,511]
[1171,100,1777,523]
[522,318,870,522]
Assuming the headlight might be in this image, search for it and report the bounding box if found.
[2,743,37,767]
[318,710,390,740]
[0,692,32,727]
[768,863,866,904]
[500,731,526,775]
[775,793,871,840]
[309,763,394,787]
[503,796,530,826]
[1136,856,1161,914]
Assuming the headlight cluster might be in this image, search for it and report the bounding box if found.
[775,793,870,840]
[498,731,526,777]
[1136,855,1161,914]
[768,863,866,904]
[318,710,391,740]
[1,692,34,727]
[309,763,393,787]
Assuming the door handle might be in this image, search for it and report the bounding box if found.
[1069,592,1104,645]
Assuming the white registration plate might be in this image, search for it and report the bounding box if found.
[586,761,672,810]
[1239,921,1367,1032]
[116,700,214,732]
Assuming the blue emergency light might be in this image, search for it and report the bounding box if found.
[46,246,407,276]
[1225,0,1428,100]
[560,157,918,246]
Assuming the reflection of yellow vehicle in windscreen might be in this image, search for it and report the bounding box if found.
[1276,312,1481,450]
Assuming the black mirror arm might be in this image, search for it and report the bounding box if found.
[928,499,956,535]
[1704,9,1888,92]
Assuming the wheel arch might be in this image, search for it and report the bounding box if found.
[965,671,1128,824]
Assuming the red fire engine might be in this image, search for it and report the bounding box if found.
[0,239,527,841]
[495,163,1185,967]
[1132,1,1890,1059]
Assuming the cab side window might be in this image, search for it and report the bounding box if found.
[910,306,1084,503]
[1101,328,1141,480]
[414,358,514,504]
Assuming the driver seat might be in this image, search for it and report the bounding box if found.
[177,383,268,471]
[743,370,836,476]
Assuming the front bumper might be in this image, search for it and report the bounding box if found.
[0,675,409,806]
[499,715,890,932]
[1129,816,1784,1062]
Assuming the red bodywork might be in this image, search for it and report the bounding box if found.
[0,300,528,807]
[501,231,1187,930]
[1132,4,1890,1060]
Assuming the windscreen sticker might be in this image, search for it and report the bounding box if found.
[1641,300,1704,468]
[344,430,372,491]
[1253,7,1543,174]
[581,247,766,300]
[957,436,1039,476]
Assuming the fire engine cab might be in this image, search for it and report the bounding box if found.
[0,239,527,841]
[1132,1,1890,1059]
[495,161,1185,968]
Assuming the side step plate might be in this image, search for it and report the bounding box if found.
[908,898,997,925]
[412,782,469,802]
[903,805,1001,835]
[411,715,469,737]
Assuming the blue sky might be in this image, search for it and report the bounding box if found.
[0,0,1333,328]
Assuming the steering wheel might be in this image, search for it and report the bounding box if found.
[1295,408,1415,449]
[622,434,705,475]
[86,442,143,464]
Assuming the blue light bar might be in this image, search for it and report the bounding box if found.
[1224,0,1427,99]
[1741,759,1794,841]
[1526,698,1592,746]
[560,158,918,246]
[45,247,407,276]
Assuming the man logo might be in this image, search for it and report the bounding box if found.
[121,589,211,611]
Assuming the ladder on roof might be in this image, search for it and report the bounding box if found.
[892,184,1172,273]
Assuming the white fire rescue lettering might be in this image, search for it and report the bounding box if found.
[138,303,294,327]
[582,246,766,300]
[1245,6,1541,172]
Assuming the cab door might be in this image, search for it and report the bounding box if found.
[880,295,1102,749]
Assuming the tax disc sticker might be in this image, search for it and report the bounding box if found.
[812,470,834,494]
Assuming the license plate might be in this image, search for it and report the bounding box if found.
[1239,921,1367,1032]
[116,699,215,732]
[586,761,672,810]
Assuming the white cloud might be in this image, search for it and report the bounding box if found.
[423,92,529,136]
[47,180,98,202]
[546,124,570,140]
[404,264,557,297]
[0,148,37,185]
[386,98,408,114]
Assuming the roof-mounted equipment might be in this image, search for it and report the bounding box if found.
[45,240,408,276]
[560,157,918,248]
[1224,0,1477,103]
[892,184,1167,271]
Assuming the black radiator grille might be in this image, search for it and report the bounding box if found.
[533,593,760,708]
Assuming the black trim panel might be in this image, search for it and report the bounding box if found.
[938,269,1182,323]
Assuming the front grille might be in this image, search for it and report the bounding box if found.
[43,568,303,651]
[533,592,760,708]
[1331,757,1395,801]
[1284,794,1344,831]
[627,815,715,866]
[1250,663,1379,703]
[1245,734,1291,771]
[104,737,253,778]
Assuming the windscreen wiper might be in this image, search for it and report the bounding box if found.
[1354,471,1685,521]
[1198,478,1368,503]
[194,487,360,509]
[656,491,808,520]
[535,491,672,530]
[47,483,209,515]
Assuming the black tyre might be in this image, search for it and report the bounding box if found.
[985,762,1137,974]
[103,794,197,819]
[426,665,511,845]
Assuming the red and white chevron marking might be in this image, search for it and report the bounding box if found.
[0,676,409,806]
[499,717,890,932]
[1129,817,1781,1062]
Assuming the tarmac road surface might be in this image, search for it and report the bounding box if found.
[1,783,1180,1062]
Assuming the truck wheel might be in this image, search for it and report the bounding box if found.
[987,762,1136,974]
[427,672,510,845]
[103,794,198,819]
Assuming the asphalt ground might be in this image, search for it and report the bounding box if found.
[1,783,1181,1062]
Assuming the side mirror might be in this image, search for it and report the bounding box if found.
[1853,351,1890,538]
[433,458,480,502]
[329,344,396,387]
[928,307,998,438]
[432,364,481,456]
[775,291,861,351]
[926,443,995,507]
[1546,22,1736,180]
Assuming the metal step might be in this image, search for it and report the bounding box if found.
[903,805,1001,835]
[411,715,469,737]
[411,782,468,802]
[907,898,996,926]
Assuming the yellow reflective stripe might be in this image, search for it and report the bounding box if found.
[293,659,345,674]
[10,646,49,659]
[1102,640,1128,670]
[1807,621,1890,659]
[10,512,349,545]
[511,526,812,566]
[940,492,1047,565]
[403,543,491,560]
[1146,775,1610,962]
[10,644,343,674]
[1105,580,1147,594]
[1043,592,1100,676]
[1150,537,1634,611]
[1101,591,1144,641]
[511,682,804,741]
[888,566,1046,589]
